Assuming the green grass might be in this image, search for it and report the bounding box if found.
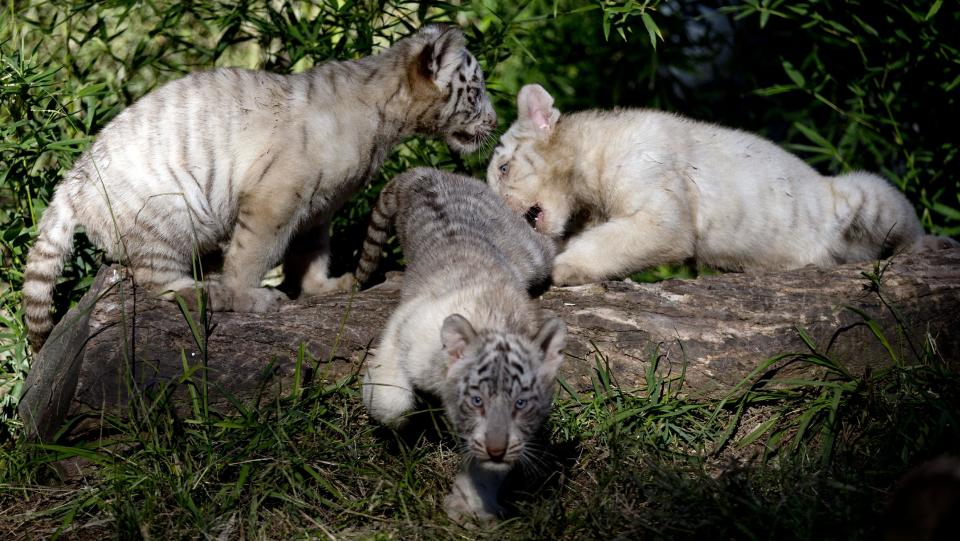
[1,266,958,539]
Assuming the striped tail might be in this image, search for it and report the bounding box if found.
[23,190,77,352]
[354,178,403,287]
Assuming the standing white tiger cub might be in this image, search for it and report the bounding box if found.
[23,25,496,350]
[488,84,957,286]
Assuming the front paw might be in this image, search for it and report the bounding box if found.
[231,287,288,312]
[183,284,287,312]
[174,283,229,312]
[915,235,960,252]
[444,486,502,525]
[552,259,593,286]
[443,465,507,524]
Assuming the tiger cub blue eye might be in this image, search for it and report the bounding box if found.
[471,395,483,407]
[515,398,527,409]
[499,163,509,174]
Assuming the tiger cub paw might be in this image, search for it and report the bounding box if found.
[174,284,287,312]
[551,260,594,286]
[913,235,960,252]
[444,486,502,525]
[300,272,357,296]
[230,287,288,312]
[443,466,507,524]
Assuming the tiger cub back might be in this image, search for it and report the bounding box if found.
[357,167,563,521]
[355,167,555,292]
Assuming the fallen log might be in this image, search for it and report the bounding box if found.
[19,249,960,441]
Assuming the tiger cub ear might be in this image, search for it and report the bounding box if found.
[441,313,477,367]
[517,84,560,135]
[534,317,566,379]
[416,25,467,90]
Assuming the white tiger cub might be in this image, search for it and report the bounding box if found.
[357,168,563,522]
[488,84,957,286]
[23,25,496,350]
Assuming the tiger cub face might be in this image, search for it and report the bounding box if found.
[487,84,572,238]
[413,26,497,155]
[440,314,566,472]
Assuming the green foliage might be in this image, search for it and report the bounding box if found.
[718,0,960,236]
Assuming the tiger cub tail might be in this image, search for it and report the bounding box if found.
[355,171,419,286]
[23,190,78,351]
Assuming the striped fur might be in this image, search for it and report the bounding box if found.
[354,176,402,286]
[23,25,496,351]
[488,84,959,286]
[355,167,555,288]
[359,168,561,521]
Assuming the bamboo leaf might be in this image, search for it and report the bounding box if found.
[793,122,836,154]
[640,12,662,50]
[782,60,806,87]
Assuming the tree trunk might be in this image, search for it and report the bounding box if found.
[19,249,960,441]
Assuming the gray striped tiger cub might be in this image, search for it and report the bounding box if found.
[488,84,958,286]
[356,167,563,521]
[23,25,496,350]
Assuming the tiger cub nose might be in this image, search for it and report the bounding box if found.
[485,444,506,462]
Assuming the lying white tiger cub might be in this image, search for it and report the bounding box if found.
[488,84,956,286]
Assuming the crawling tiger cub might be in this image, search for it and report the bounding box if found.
[488,84,957,286]
[357,167,562,522]
[23,25,495,350]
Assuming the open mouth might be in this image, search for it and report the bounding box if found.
[524,204,543,229]
[451,131,475,144]
[452,126,492,146]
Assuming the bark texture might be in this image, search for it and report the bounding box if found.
[20,249,960,441]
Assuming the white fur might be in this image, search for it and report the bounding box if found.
[488,84,952,286]
[364,284,499,426]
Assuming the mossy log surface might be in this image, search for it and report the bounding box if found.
[20,249,960,441]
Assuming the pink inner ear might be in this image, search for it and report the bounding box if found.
[534,113,550,131]
[444,341,465,363]
[519,85,554,131]
[524,106,551,132]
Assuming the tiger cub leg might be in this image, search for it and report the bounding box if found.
[553,212,694,286]
[362,313,416,427]
[445,462,509,523]
[128,250,204,302]
[201,170,308,312]
[282,221,355,298]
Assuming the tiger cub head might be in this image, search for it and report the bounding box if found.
[487,84,571,239]
[439,314,566,472]
[407,25,497,155]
